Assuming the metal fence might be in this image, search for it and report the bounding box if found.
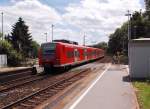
[0,55,7,67]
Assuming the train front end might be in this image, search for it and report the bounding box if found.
[39,42,57,73]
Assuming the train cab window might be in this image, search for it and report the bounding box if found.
[41,43,56,55]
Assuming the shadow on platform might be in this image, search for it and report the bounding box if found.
[122,75,150,83]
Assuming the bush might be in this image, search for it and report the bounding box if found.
[112,51,128,64]
[0,40,23,66]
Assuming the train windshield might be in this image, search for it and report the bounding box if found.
[41,43,56,55]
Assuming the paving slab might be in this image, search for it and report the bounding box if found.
[64,64,139,109]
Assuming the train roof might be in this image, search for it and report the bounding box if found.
[41,42,101,50]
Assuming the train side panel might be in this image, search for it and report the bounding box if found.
[38,42,105,73]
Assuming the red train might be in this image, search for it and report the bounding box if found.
[38,42,104,73]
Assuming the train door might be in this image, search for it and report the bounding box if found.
[84,49,87,60]
[74,49,78,62]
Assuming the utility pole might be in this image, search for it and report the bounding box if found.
[125,10,132,40]
[51,24,54,42]
[125,10,132,68]
[44,33,48,42]
[1,12,3,40]
[83,33,86,46]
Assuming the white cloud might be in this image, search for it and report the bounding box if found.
[1,0,61,44]
[0,0,144,45]
[63,0,143,44]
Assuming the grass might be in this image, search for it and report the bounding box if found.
[133,81,150,109]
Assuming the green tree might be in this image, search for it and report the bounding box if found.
[0,40,23,66]
[108,2,150,56]
[108,22,128,55]
[143,1,150,37]
[131,11,146,38]
[31,41,40,58]
[0,33,2,38]
[93,42,108,50]
[145,0,150,10]
[10,17,32,57]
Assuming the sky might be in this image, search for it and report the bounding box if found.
[0,0,145,45]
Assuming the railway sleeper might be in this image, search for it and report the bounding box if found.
[44,91,54,94]
[34,96,41,99]
[52,87,64,90]
[39,93,51,96]
[49,89,59,92]
[20,103,34,107]
[27,99,38,103]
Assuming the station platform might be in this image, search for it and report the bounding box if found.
[64,64,139,109]
[0,67,30,74]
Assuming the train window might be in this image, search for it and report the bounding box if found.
[41,43,56,50]
[75,51,77,57]
[43,50,55,54]
[84,49,87,56]
[67,51,74,58]
[77,51,80,57]
[41,43,56,55]
[74,50,80,57]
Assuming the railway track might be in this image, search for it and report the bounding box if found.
[0,58,108,109]
[1,69,90,109]
[0,75,49,93]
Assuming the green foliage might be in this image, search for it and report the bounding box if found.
[0,33,2,38]
[0,40,23,66]
[108,10,150,55]
[108,23,128,55]
[31,41,40,58]
[112,51,128,64]
[145,0,150,10]
[131,11,148,38]
[8,17,32,57]
[92,42,108,50]
[133,81,150,109]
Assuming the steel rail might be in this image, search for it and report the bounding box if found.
[1,69,89,109]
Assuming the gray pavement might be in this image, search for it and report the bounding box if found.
[64,65,138,109]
